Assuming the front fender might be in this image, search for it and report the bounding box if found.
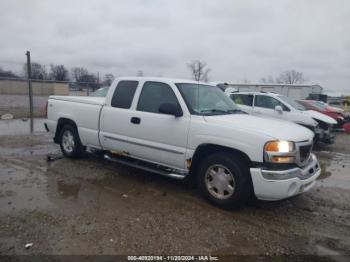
[188,134,267,163]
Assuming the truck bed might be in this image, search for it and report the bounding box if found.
[47,95,105,149]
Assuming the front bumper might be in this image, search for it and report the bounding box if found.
[315,128,335,144]
[250,153,321,201]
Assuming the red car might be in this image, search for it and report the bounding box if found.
[298,100,345,128]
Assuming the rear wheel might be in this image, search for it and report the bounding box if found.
[197,152,252,209]
[59,125,85,158]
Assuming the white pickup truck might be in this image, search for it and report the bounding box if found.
[45,77,321,209]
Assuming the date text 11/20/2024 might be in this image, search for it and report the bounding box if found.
[127,255,219,261]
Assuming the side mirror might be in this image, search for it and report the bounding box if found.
[159,103,183,117]
[275,105,283,113]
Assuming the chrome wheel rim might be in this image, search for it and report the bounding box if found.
[205,164,235,199]
[62,130,75,153]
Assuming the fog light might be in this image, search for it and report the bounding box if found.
[271,156,295,163]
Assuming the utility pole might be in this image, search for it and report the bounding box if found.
[97,71,100,90]
[26,51,34,133]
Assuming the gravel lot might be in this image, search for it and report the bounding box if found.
[0,119,349,259]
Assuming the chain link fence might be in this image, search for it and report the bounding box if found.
[0,77,103,119]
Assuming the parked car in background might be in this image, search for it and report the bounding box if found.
[297,100,345,128]
[316,101,345,113]
[90,86,109,97]
[213,82,323,100]
[227,91,337,144]
[45,77,321,209]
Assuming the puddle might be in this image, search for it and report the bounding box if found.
[57,180,81,199]
[0,118,46,135]
[317,152,350,190]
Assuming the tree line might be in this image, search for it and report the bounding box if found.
[0,64,115,87]
[1,60,306,86]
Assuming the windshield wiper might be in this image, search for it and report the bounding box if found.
[200,109,243,115]
[226,109,244,113]
[200,109,229,114]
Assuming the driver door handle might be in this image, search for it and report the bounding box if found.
[131,117,141,124]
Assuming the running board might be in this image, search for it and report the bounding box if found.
[104,154,187,180]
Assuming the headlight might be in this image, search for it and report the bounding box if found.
[264,141,296,164]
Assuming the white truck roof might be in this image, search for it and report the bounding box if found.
[114,76,213,86]
[227,91,281,97]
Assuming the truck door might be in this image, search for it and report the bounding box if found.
[125,81,190,170]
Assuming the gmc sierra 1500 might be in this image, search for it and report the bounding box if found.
[45,77,321,209]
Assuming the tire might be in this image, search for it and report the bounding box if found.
[59,124,85,158]
[197,152,252,209]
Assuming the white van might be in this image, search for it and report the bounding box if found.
[226,91,337,144]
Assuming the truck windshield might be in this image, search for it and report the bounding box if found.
[176,83,241,115]
[278,95,306,111]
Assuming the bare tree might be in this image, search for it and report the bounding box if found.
[49,64,69,81]
[0,67,18,78]
[188,60,211,82]
[103,73,115,86]
[136,70,144,77]
[261,70,306,84]
[71,67,99,90]
[23,62,47,80]
[71,67,89,83]
[276,70,305,84]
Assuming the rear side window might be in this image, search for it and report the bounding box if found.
[137,81,179,114]
[230,94,253,106]
[111,81,138,109]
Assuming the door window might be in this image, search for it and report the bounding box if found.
[230,94,253,106]
[137,81,179,114]
[254,95,288,110]
[111,81,138,109]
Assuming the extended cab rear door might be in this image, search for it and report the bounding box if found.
[100,80,140,154]
[100,80,190,171]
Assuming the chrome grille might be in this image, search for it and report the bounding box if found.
[299,144,312,164]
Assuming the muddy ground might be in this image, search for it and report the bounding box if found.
[0,119,349,259]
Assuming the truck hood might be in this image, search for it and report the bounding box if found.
[204,114,314,142]
[304,110,337,125]
[327,106,344,113]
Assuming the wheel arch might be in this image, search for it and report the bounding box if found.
[54,118,78,144]
[190,143,252,175]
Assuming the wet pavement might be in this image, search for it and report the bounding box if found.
[0,118,46,135]
[0,120,350,258]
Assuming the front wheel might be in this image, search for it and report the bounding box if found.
[59,125,85,158]
[197,152,252,209]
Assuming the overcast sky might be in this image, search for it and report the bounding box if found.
[0,0,349,92]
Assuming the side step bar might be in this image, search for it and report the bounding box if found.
[104,154,188,180]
